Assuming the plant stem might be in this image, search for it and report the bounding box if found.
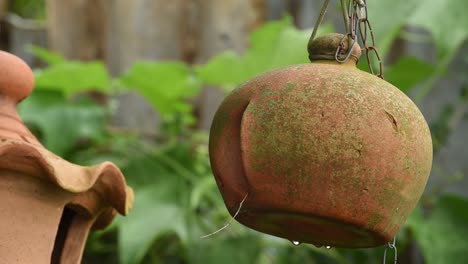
[308,0,330,47]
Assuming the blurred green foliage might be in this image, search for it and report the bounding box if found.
[195,18,332,90]
[9,0,46,19]
[407,195,468,264]
[20,1,468,262]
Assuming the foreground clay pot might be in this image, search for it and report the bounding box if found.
[209,33,432,248]
[0,51,133,263]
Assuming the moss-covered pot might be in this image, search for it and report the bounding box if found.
[209,33,432,248]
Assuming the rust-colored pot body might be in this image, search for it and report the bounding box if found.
[209,59,432,248]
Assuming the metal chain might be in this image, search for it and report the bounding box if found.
[337,0,385,79]
[310,2,393,261]
[340,2,395,262]
[383,237,398,264]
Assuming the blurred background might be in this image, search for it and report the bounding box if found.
[1,0,467,263]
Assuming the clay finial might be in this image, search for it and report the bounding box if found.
[0,51,35,103]
[0,51,133,262]
[0,51,39,145]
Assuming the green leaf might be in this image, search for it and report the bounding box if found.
[268,25,315,68]
[117,144,206,263]
[404,0,467,101]
[408,195,468,264]
[366,0,468,60]
[10,0,46,19]
[195,51,244,86]
[366,0,420,57]
[187,235,263,264]
[27,45,65,65]
[196,17,333,87]
[34,61,110,96]
[18,90,107,156]
[385,56,435,93]
[190,176,217,209]
[120,62,201,116]
[409,0,468,59]
[118,185,187,264]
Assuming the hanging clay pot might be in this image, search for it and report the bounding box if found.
[209,33,432,248]
[0,51,133,263]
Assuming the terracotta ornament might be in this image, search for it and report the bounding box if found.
[209,34,432,248]
[0,51,133,263]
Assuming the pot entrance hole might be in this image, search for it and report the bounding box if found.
[51,206,76,263]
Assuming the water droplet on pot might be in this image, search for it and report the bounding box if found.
[291,240,301,246]
[325,246,332,249]
[313,243,323,248]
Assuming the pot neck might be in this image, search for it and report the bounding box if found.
[308,33,361,66]
[0,96,40,145]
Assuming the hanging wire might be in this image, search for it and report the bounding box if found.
[341,0,352,35]
[308,0,330,47]
[383,237,398,264]
[200,193,249,238]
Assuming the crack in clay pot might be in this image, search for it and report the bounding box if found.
[384,110,399,132]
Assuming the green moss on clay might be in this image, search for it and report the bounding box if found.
[209,49,432,248]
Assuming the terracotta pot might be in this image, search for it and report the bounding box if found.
[0,51,133,263]
[209,34,432,248]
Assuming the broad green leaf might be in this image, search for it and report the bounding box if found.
[34,61,110,96]
[268,25,314,68]
[195,51,244,86]
[366,0,420,57]
[118,185,187,264]
[385,56,435,93]
[10,0,45,19]
[408,195,468,264]
[187,235,263,264]
[357,0,466,61]
[18,90,106,156]
[240,16,316,75]
[196,17,333,88]
[409,0,468,59]
[120,62,201,116]
[190,175,217,209]
[407,0,467,101]
[117,145,204,263]
[28,45,65,65]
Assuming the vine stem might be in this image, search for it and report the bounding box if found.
[308,0,330,48]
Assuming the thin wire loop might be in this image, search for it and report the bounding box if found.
[335,33,357,63]
[382,237,398,264]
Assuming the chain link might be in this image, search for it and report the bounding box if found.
[339,2,395,263]
[312,2,393,260]
[382,237,398,264]
[337,0,385,79]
